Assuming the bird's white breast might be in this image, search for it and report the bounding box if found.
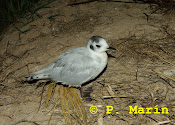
[98,52,108,72]
[91,52,108,79]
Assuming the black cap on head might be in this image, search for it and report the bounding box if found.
[90,36,103,43]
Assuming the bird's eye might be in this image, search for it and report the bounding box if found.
[96,45,101,48]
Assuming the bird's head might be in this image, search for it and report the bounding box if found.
[87,36,116,53]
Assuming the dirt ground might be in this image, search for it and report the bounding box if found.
[0,0,175,125]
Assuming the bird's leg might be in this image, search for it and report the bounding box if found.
[79,87,83,98]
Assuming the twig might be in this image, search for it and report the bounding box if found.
[152,69,175,81]
[12,120,39,125]
[101,0,156,4]
[5,41,9,53]
[106,84,119,103]
[103,95,133,98]
[37,83,47,112]
[0,83,13,88]
[154,120,171,125]
[144,51,175,67]
[143,13,149,22]
[68,0,97,6]
[0,62,40,84]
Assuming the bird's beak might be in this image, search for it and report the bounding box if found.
[108,46,117,50]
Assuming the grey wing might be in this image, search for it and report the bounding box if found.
[33,63,55,75]
[32,48,80,75]
[50,48,100,86]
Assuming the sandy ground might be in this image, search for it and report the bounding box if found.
[0,0,175,124]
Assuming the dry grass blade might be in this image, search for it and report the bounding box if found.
[103,95,127,98]
[106,84,119,103]
[48,85,60,125]
[70,87,87,125]
[59,85,88,125]
[46,84,55,106]
[154,120,171,125]
[145,51,175,67]
[67,88,82,124]
[97,114,103,125]
[152,69,175,81]
[59,85,71,125]
[55,85,59,104]
[97,112,106,125]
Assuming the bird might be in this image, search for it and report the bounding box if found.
[27,36,116,87]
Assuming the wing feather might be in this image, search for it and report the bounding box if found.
[50,47,101,85]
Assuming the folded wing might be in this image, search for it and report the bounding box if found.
[50,47,100,86]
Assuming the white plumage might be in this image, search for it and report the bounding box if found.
[27,36,116,87]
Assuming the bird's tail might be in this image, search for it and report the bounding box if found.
[26,74,50,81]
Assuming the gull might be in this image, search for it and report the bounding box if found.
[27,36,116,87]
